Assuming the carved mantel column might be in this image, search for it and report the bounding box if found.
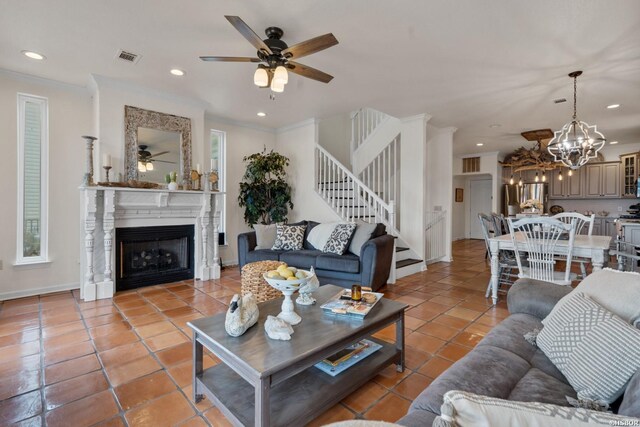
[83,188,98,301]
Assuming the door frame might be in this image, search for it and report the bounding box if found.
[468,177,493,239]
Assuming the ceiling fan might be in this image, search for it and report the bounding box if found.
[137,145,175,172]
[200,16,338,92]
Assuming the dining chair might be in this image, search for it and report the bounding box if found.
[612,219,640,272]
[552,212,595,278]
[507,217,577,286]
[478,213,518,297]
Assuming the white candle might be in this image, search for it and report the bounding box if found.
[103,154,111,167]
[196,163,201,173]
[211,159,218,171]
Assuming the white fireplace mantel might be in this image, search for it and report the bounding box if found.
[79,186,225,301]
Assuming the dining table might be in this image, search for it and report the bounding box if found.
[487,233,612,305]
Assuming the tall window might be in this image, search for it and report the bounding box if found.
[17,94,48,264]
[210,130,226,242]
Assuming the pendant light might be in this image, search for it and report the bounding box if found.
[568,169,573,177]
[534,171,539,182]
[542,171,547,182]
[270,79,285,93]
[547,71,606,169]
[518,174,523,187]
[558,170,563,181]
[145,162,154,171]
[273,65,288,85]
[253,67,269,87]
[138,161,147,172]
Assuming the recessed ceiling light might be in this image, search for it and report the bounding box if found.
[257,112,266,117]
[610,140,619,145]
[170,68,185,76]
[476,143,484,146]
[607,104,620,109]
[489,124,501,128]
[22,50,45,60]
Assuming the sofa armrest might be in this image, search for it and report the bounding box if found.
[507,278,573,320]
[237,231,257,270]
[360,234,395,291]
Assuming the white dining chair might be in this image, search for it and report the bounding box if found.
[552,212,595,278]
[507,217,577,286]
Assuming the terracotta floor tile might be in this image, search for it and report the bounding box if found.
[393,373,433,400]
[44,353,102,385]
[0,329,39,348]
[44,370,109,410]
[404,315,427,331]
[0,341,40,364]
[42,320,85,339]
[128,312,165,327]
[12,414,42,427]
[416,322,460,340]
[342,381,388,413]
[82,306,119,319]
[363,392,411,422]
[135,320,178,339]
[305,403,356,427]
[99,341,150,368]
[151,298,188,311]
[0,353,40,377]
[406,331,446,354]
[0,390,42,425]
[114,370,176,410]
[105,354,162,387]
[182,384,213,412]
[0,370,40,400]
[41,311,81,327]
[45,389,119,427]
[89,321,132,338]
[125,390,195,426]
[145,330,189,352]
[44,340,95,366]
[404,348,431,371]
[95,416,127,427]
[202,407,234,427]
[156,342,192,367]
[162,306,199,318]
[464,322,493,335]
[43,329,90,350]
[93,330,139,352]
[84,313,124,328]
[373,364,410,389]
[178,416,210,427]
[445,307,483,321]
[452,331,485,348]
[121,305,157,318]
[418,356,453,379]
[393,295,427,307]
[438,343,473,362]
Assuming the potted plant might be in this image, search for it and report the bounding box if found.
[238,149,293,225]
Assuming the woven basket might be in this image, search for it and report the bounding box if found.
[241,260,285,303]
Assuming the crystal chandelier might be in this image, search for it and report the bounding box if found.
[547,71,605,170]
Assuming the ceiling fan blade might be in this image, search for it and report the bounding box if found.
[225,16,273,55]
[149,151,170,158]
[282,33,338,59]
[153,160,177,164]
[200,56,261,62]
[287,61,334,83]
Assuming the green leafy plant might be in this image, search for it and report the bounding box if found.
[238,149,294,225]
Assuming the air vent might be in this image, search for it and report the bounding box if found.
[116,49,141,64]
[462,157,480,173]
[553,98,567,104]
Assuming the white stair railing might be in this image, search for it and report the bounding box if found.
[351,108,389,152]
[315,144,396,233]
[358,134,401,209]
[425,210,447,263]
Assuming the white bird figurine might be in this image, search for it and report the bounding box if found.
[224,293,259,337]
[265,315,294,341]
[296,266,320,305]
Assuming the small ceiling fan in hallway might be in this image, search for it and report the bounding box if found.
[199,15,339,93]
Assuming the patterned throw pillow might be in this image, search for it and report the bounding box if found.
[432,390,639,427]
[271,224,306,251]
[537,292,640,404]
[323,223,357,255]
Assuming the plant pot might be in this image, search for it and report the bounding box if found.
[168,181,178,191]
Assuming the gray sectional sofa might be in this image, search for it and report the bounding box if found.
[237,220,394,291]
[398,278,640,426]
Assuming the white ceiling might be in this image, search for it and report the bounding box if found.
[1,0,639,155]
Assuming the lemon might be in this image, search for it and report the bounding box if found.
[287,276,298,281]
[295,271,307,279]
[288,267,298,273]
[280,269,294,278]
[267,270,280,278]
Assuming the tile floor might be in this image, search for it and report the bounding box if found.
[0,239,510,426]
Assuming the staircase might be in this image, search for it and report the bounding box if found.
[315,107,425,281]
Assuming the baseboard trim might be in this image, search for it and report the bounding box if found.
[0,282,80,301]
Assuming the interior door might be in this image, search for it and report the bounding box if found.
[469,179,493,239]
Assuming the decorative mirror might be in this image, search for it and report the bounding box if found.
[124,106,191,185]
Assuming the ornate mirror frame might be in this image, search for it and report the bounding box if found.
[124,105,192,184]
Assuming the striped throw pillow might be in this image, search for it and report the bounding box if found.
[538,292,640,404]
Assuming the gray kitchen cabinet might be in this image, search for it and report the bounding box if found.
[549,167,583,199]
[620,153,639,198]
[584,162,620,198]
[591,218,603,236]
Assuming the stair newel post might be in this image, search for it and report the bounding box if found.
[389,200,396,231]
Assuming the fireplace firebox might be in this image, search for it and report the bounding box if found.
[115,225,194,291]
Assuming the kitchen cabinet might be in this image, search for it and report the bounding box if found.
[584,162,620,198]
[620,153,639,198]
[549,167,583,199]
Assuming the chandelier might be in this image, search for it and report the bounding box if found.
[547,71,605,169]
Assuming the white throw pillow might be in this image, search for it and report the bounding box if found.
[306,222,340,250]
[253,224,277,250]
[546,268,640,328]
[348,221,378,255]
[538,292,640,404]
[433,390,639,427]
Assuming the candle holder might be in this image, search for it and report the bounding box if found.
[81,135,97,186]
[190,170,202,191]
[103,166,112,183]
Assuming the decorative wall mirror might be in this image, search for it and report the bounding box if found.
[124,106,191,185]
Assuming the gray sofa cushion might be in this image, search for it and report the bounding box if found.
[246,249,283,263]
[316,253,360,273]
[619,370,640,418]
[508,368,576,404]
[507,278,573,319]
[279,250,322,269]
[477,313,542,361]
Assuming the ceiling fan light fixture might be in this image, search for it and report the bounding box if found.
[270,79,285,93]
[146,162,154,171]
[274,65,288,85]
[138,161,147,172]
[254,67,269,87]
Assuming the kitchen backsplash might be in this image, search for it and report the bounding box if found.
[548,198,638,217]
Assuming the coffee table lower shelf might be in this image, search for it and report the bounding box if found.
[197,339,399,427]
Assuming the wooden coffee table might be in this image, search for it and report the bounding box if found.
[188,284,407,427]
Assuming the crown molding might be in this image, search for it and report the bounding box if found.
[276,118,317,134]
[204,113,276,134]
[0,68,88,93]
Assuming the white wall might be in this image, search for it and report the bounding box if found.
[0,70,92,299]
[204,116,276,265]
[317,113,351,167]
[275,120,341,223]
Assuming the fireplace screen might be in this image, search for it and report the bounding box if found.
[115,225,194,291]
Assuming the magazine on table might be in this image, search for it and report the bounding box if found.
[320,289,384,318]
[314,339,383,376]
